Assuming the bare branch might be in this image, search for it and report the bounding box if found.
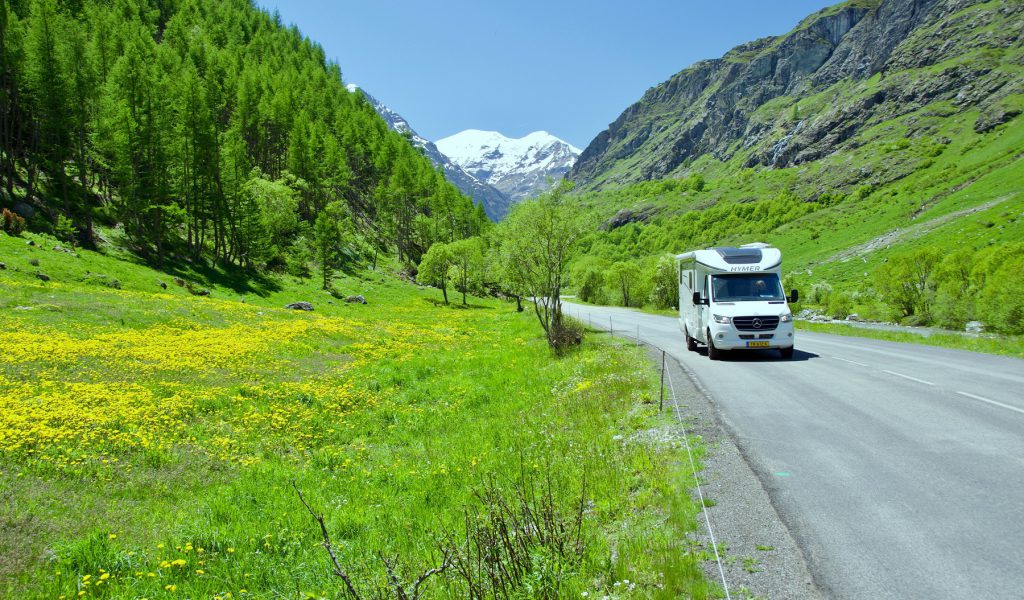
[292,481,362,600]
[411,549,452,600]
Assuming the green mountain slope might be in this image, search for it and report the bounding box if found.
[566,0,1024,333]
[1,0,486,271]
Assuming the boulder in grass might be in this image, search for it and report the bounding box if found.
[285,301,314,311]
[344,295,367,305]
[173,277,186,287]
[965,321,984,334]
[36,272,50,282]
[0,262,6,270]
[29,258,39,266]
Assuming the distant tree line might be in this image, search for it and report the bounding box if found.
[570,254,679,311]
[809,244,1024,335]
[872,243,1024,333]
[0,0,487,274]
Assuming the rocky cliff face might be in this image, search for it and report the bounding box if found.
[570,0,1023,188]
[348,85,511,220]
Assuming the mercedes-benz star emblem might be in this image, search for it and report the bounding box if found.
[752,318,763,329]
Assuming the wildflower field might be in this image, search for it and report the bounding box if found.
[0,232,713,599]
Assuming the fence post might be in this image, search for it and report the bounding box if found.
[609,316,613,334]
[636,324,640,347]
[659,349,666,413]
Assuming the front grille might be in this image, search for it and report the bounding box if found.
[733,316,779,331]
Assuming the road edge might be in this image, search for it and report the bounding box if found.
[649,343,825,600]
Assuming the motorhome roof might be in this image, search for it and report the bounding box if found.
[675,244,782,272]
[715,246,763,264]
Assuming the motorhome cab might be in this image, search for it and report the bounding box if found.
[677,243,798,360]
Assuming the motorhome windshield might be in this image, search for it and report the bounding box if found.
[711,273,785,302]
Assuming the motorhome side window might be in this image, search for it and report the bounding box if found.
[711,273,785,302]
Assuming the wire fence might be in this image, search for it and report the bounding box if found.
[579,309,732,600]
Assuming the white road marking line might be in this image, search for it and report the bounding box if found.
[800,334,1024,385]
[956,391,1024,416]
[832,356,869,367]
[882,370,935,386]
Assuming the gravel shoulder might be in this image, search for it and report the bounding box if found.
[648,343,823,600]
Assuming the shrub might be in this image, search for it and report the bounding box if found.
[441,466,587,598]
[549,317,585,353]
[606,261,641,307]
[930,249,973,329]
[647,254,680,310]
[2,208,26,235]
[826,292,854,319]
[875,247,940,318]
[808,282,833,305]
[55,215,77,246]
[975,246,1024,334]
[571,257,609,304]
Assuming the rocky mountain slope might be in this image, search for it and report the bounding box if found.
[569,0,1023,188]
[437,130,581,204]
[347,85,511,220]
[564,0,1022,333]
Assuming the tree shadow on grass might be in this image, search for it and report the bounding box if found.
[159,258,283,297]
[423,298,495,310]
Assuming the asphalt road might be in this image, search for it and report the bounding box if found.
[563,301,1024,600]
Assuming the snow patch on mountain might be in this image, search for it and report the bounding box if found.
[436,130,580,203]
[346,84,511,220]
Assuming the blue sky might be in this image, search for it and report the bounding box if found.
[259,1,838,149]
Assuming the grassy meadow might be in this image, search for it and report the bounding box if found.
[0,231,715,599]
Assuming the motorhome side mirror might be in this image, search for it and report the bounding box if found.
[692,292,703,306]
[789,289,799,303]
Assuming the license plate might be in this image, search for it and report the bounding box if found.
[746,341,770,348]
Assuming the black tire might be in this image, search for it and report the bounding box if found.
[707,330,721,361]
[685,327,697,352]
[780,346,794,359]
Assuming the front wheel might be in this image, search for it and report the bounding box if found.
[685,327,697,352]
[779,346,794,359]
[707,330,721,361]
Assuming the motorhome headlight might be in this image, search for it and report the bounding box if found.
[712,314,732,325]
[780,312,792,323]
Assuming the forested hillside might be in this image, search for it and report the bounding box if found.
[0,0,487,271]
[564,0,1024,335]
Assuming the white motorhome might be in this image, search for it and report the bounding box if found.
[677,243,798,360]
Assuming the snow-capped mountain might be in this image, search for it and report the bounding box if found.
[346,84,510,220]
[436,130,581,204]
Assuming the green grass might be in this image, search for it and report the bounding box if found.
[0,231,715,599]
[796,321,1024,358]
